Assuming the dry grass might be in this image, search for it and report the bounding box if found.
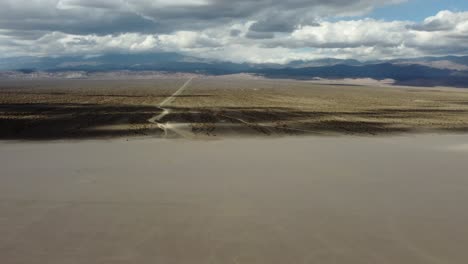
[1,77,468,139]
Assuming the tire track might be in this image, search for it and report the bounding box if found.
[148,77,194,137]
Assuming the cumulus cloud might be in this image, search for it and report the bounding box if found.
[0,1,467,63]
[408,10,468,32]
[287,20,409,49]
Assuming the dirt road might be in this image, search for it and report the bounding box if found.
[148,77,194,138]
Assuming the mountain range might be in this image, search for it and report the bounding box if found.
[1,53,468,87]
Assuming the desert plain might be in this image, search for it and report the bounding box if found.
[1,76,468,264]
[1,76,468,139]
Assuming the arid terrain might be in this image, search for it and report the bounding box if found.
[1,135,468,264]
[1,76,468,139]
[2,77,468,264]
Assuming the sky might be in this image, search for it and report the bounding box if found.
[369,0,468,21]
[0,0,467,63]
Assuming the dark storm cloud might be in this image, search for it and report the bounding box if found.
[245,31,275,39]
[249,18,299,33]
[0,0,401,36]
[0,9,158,35]
[229,29,242,37]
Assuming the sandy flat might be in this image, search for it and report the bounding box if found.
[1,135,468,263]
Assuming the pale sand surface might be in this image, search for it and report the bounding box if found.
[1,135,468,263]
